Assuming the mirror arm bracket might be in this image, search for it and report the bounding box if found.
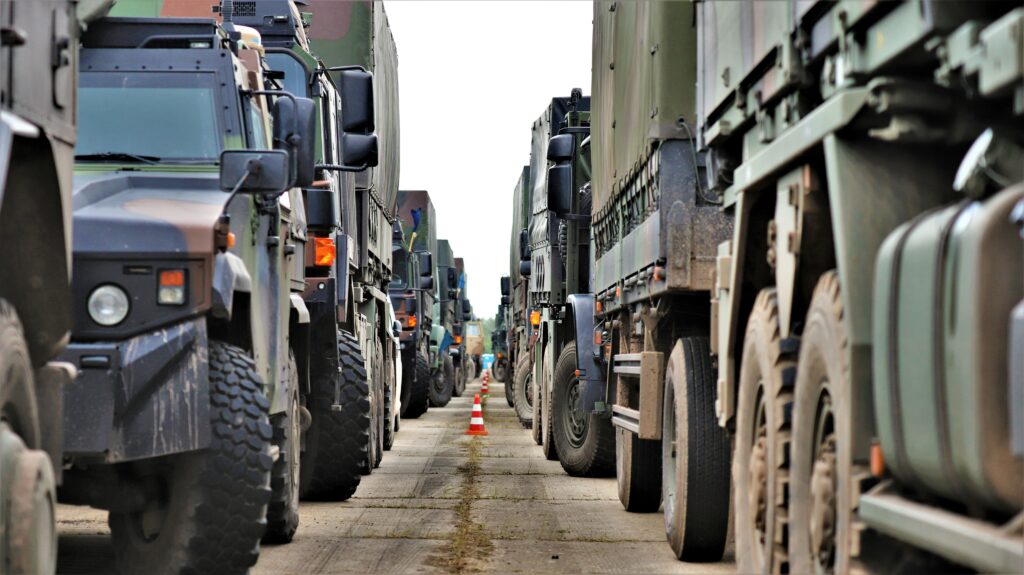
[317,163,370,173]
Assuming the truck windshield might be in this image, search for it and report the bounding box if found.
[265,53,309,98]
[76,71,221,163]
[466,324,481,336]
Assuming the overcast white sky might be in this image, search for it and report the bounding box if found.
[385,0,592,320]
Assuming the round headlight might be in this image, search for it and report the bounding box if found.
[87,285,130,326]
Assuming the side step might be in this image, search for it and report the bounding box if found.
[859,480,1024,574]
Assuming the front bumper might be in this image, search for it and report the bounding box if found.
[60,317,210,463]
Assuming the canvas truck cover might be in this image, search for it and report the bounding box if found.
[455,257,467,301]
[396,190,437,258]
[437,239,454,269]
[591,0,696,217]
[509,165,531,283]
[307,0,400,212]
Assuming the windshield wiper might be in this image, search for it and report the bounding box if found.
[75,152,161,164]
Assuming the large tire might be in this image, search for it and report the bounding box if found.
[401,353,430,418]
[513,356,534,428]
[552,342,615,477]
[300,331,369,501]
[0,300,58,574]
[734,289,797,575]
[790,272,862,575]
[662,337,731,561]
[383,345,396,451]
[264,353,301,543]
[109,341,273,574]
[453,356,466,398]
[616,427,662,512]
[429,355,454,407]
[540,344,558,460]
[494,360,508,384]
[366,337,385,473]
[503,361,515,408]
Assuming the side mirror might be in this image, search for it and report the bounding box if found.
[447,268,457,285]
[519,259,531,277]
[220,150,290,195]
[272,96,316,187]
[519,229,530,260]
[417,252,433,277]
[547,134,574,216]
[341,133,378,169]
[501,295,510,305]
[463,311,471,321]
[500,276,510,296]
[419,276,435,291]
[338,69,375,133]
[392,320,401,337]
[448,289,457,300]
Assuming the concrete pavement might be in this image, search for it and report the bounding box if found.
[55,378,735,573]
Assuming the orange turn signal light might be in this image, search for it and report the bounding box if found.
[530,310,541,327]
[314,237,336,267]
[870,440,885,477]
[227,232,236,249]
[455,335,462,344]
[159,270,185,287]
[497,352,503,359]
[406,314,417,328]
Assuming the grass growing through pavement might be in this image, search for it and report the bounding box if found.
[433,437,493,573]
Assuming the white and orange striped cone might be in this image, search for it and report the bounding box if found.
[465,394,488,436]
[481,376,490,398]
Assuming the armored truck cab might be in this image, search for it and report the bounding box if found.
[694,1,1024,573]
[493,279,510,386]
[0,2,112,573]
[55,15,321,571]
[390,190,438,418]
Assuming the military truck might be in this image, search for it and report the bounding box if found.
[515,92,617,477]
[691,1,1024,573]
[507,166,533,426]
[304,0,400,479]
[390,190,438,419]
[559,1,736,561]
[1,2,112,573]
[430,239,457,406]
[224,0,384,509]
[52,13,337,570]
[492,285,510,383]
[451,256,472,393]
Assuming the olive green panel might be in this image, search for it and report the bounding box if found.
[509,166,530,281]
[591,0,696,215]
[307,0,399,211]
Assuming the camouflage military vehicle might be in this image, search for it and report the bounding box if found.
[304,0,399,480]
[390,190,438,419]
[690,1,1024,572]
[53,13,323,571]
[493,281,510,385]
[561,1,736,561]
[516,92,617,477]
[507,166,533,425]
[0,2,112,573]
[228,0,399,498]
[430,239,457,406]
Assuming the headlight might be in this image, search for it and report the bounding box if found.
[88,285,130,326]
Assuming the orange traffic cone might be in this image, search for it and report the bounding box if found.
[465,394,488,436]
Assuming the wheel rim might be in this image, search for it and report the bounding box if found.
[748,386,769,570]
[810,389,837,575]
[524,374,534,407]
[562,375,588,448]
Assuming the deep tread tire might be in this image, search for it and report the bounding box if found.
[552,343,615,477]
[401,353,430,419]
[734,289,796,575]
[513,356,534,428]
[366,337,385,473]
[109,341,273,574]
[453,357,466,398]
[429,355,454,407]
[383,346,396,451]
[264,353,300,543]
[790,271,861,575]
[299,331,368,501]
[662,337,731,561]
[503,362,515,407]
[540,344,558,460]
